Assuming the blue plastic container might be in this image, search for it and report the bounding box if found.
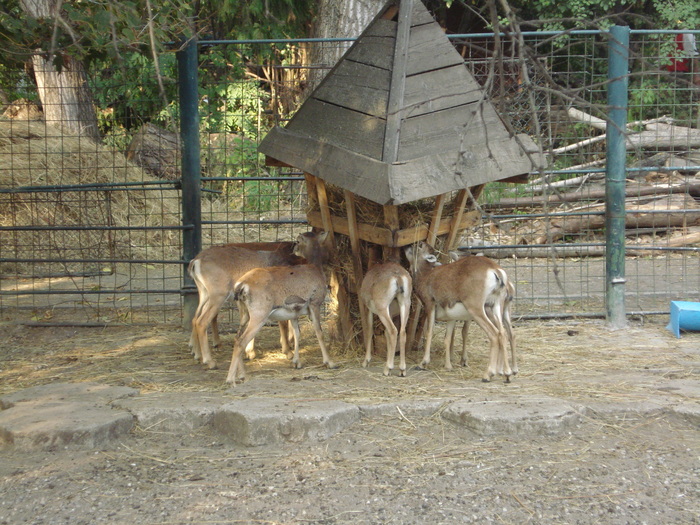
[667,301,700,338]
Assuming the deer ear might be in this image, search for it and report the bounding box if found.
[404,245,414,259]
[425,254,438,263]
[315,230,329,244]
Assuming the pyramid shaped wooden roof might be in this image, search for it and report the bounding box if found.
[259,0,544,205]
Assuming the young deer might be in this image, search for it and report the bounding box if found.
[405,241,512,382]
[188,241,303,370]
[448,249,517,375]
[359,261,413,377]
[226,231,333,385]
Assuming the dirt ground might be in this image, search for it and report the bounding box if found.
[0,317,699,525]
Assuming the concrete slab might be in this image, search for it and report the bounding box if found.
[0,382,137,409]
[358,399,449,419]
[442,396,582,436]
[114,392,225,433]
[0,382,137,450]
[211,397,361,446]
[672,402,700,427]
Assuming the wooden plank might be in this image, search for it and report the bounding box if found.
[410,0,436,26]
[344,19,396,71]
[314,176,334,237]
[307,210,393,246]
[344,190,369,343]
[382,0,413,164]
[304,173,319,213]
[403,65,483,118]
[313,61,390,118]
[258,127,393,204]
[307,209,481,248]
[445,189,469,250]
[313,176,353,342]
[382,204,401,260]
[398,102,511,161]
[426,193,446,246]
[287,99,386,159]
[387,138,539,204]
[406,22,464,77]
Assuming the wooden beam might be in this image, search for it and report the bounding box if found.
[426,193,446,247]
[445,189,470,250]
[345,190,369,347]
[306,209,481,247]
[308,174,352,342]
[383,204,401,261]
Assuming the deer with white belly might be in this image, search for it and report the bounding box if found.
[226,231,333,385]
[405,241,512,382]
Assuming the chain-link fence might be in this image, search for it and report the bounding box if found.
[1,29,698,326]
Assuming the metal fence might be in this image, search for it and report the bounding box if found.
[1,28,698,327]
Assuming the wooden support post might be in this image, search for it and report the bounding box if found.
[306,173,352,342]
[345,190,368,348]
[383,204,401,261]
[445,189,470,251]
[426,193,446,249]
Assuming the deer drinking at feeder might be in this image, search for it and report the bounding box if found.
[226,231,334,385]
[359,261,413,377]
[405,241,513,382]
[188,241,304,369]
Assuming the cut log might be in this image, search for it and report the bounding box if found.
[126,123,181,180]
[535,194,700,244]
[485,181,700,209]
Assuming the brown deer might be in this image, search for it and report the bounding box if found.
[404,241,512,382]
[359,261,413,377]
[188,241,303,370]
[226,231,333,385]
[448,249,517,375]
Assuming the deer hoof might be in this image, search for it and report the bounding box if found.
[325,361,337,369]
[399,369,406,377]
[362,359,370,368]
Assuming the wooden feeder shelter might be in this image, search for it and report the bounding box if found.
[259,0,545,343]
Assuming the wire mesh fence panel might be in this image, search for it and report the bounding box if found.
[0,57,184,325]
[1,30,698,326]
[454,30,700,319]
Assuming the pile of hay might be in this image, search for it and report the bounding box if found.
[0,120,184,275]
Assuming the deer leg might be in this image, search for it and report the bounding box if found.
[280,321,294,359]
[236,302,258,361]
[362,308,374,368]
[192,292,227,370]
[443,321,456,371]
[397,295,410,377]
[471,307,510,382]
[189,291,207,355]
[210,314,221,348]
[289,319,303,369]
[503,305,517,375]
[459,320,470,367]
[420,307,436,369]
[226,315,267,385]
[309,305,335,369]
[379,308,398,377]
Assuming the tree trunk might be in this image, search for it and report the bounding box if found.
[20,0,101,143]
[309,0,385,90]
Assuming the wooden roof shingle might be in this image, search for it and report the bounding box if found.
[259,0,545,205]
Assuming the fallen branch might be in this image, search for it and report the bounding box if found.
[484,181,700,209]
[535,194,700,244]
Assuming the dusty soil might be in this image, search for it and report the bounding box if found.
[1,317,699,524]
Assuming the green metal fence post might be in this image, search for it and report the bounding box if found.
[178,38,202,330]
[605,25,629,329]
